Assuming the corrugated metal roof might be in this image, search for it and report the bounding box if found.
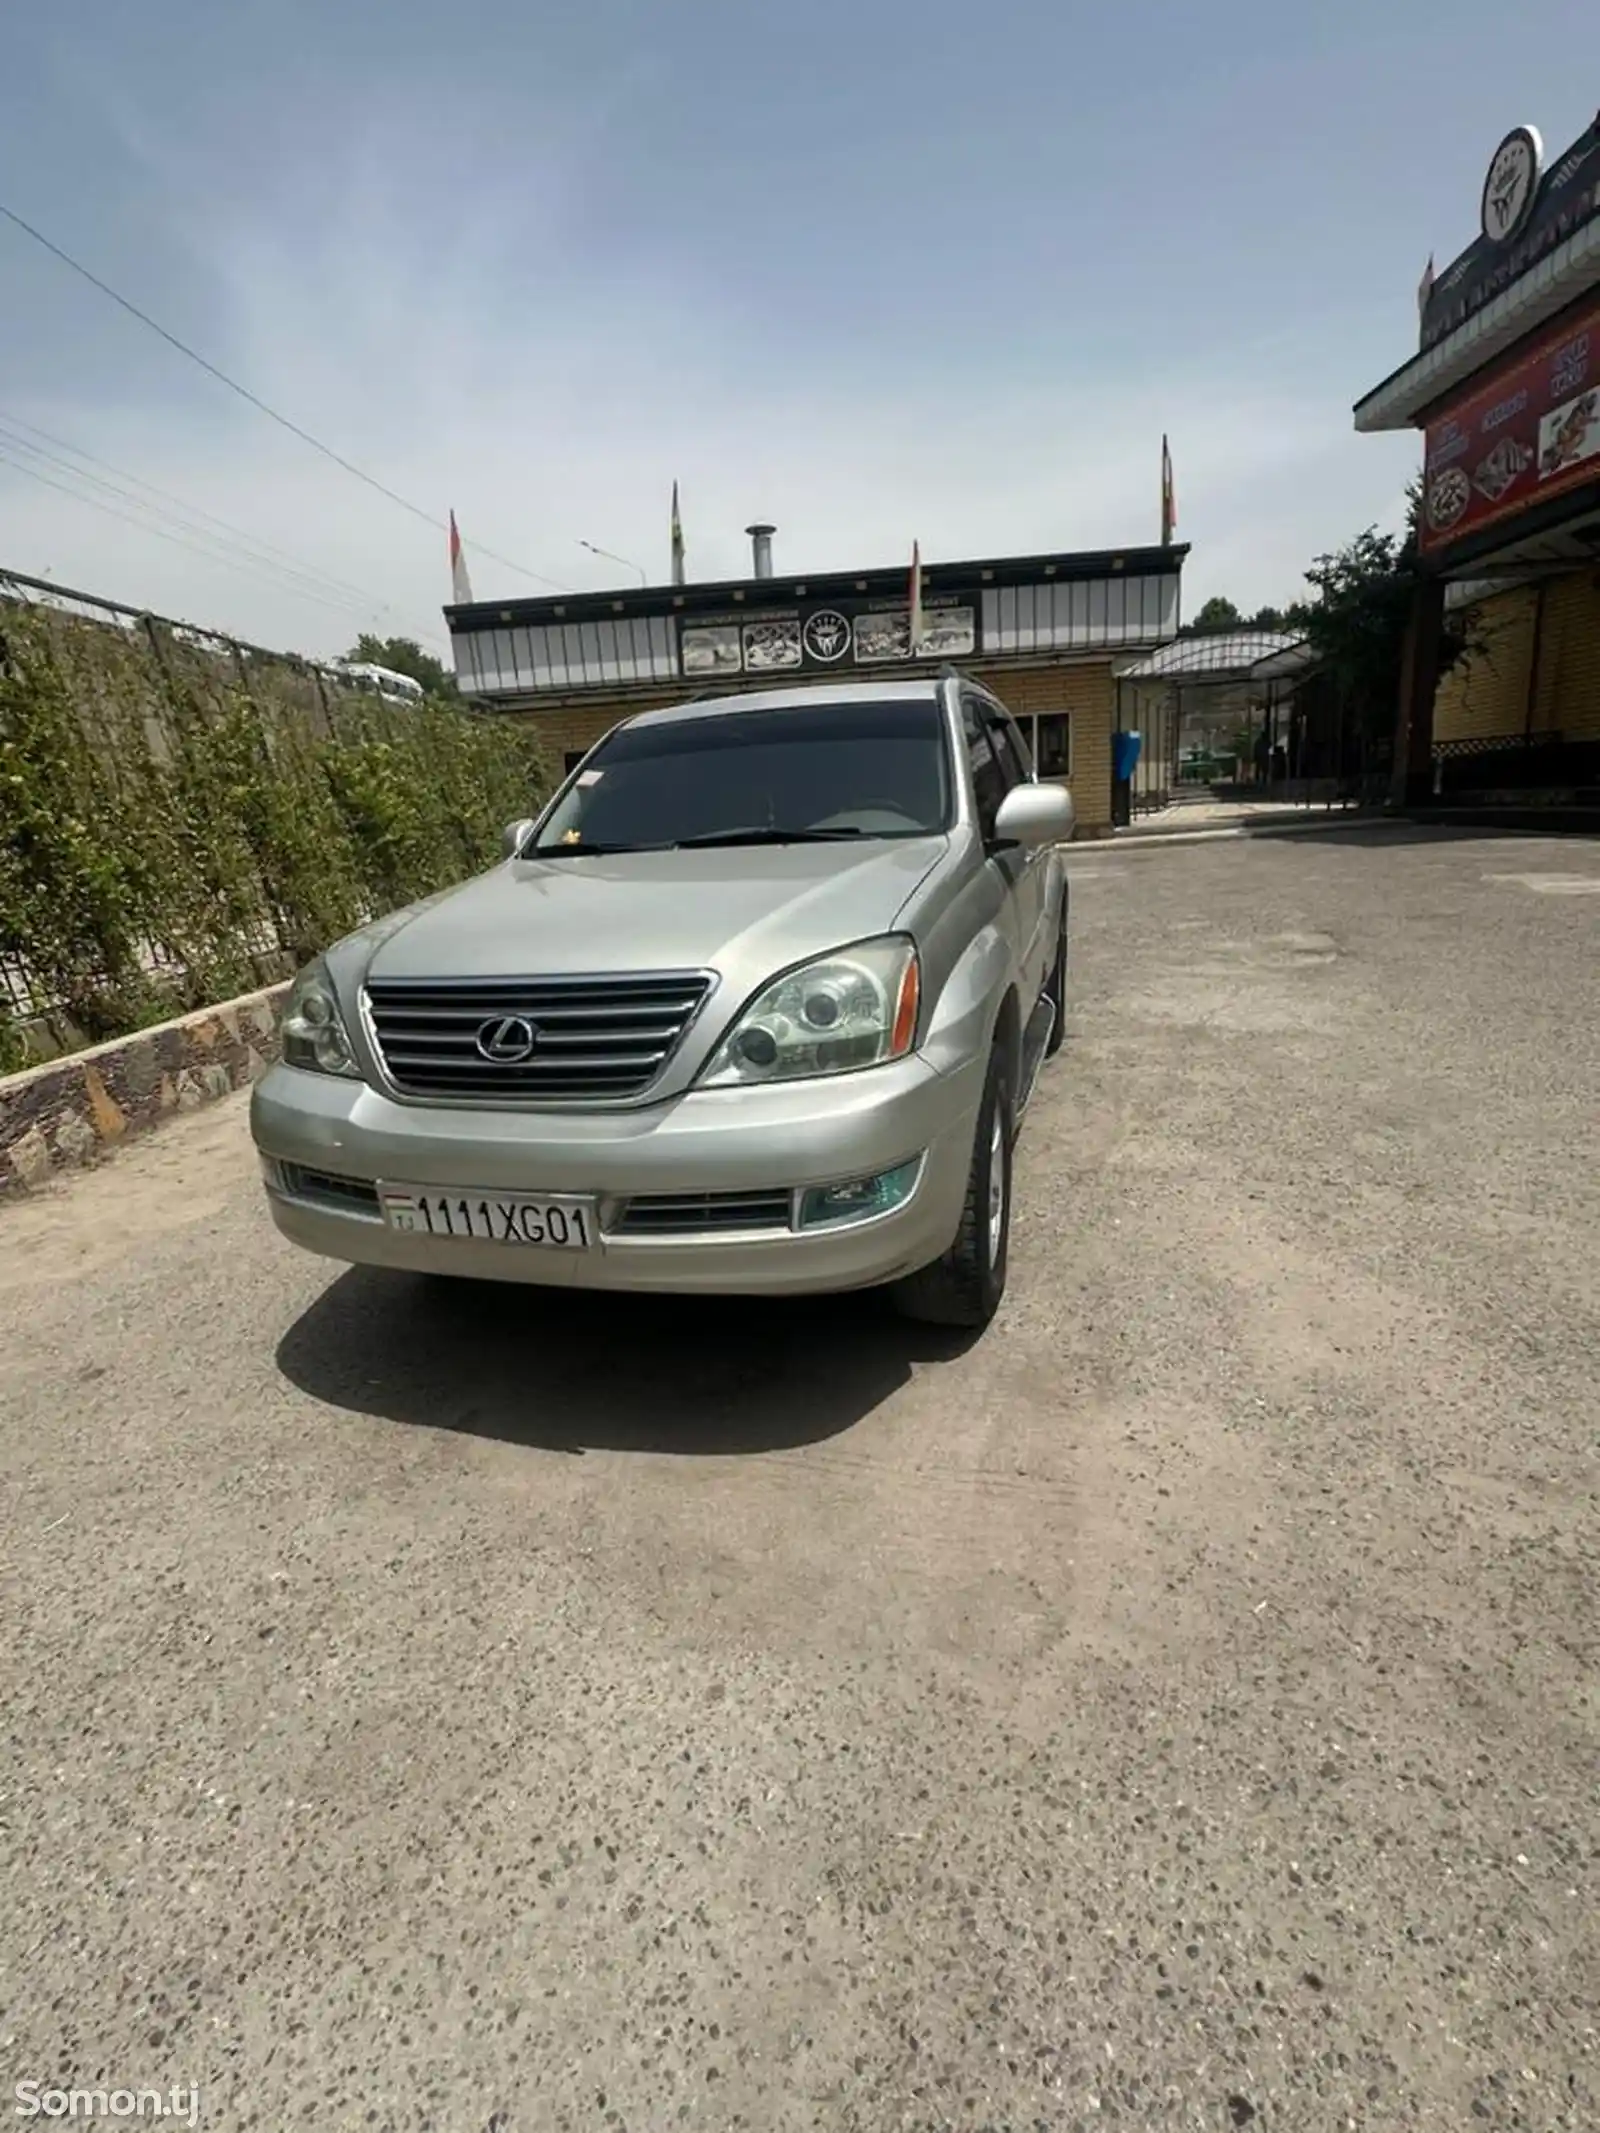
[1119,631,1307,682]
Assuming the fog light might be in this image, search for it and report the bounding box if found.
[798,1157,922,1230]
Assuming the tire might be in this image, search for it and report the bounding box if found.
[892,1043,1013,1329]
[1044,885,1068,1058]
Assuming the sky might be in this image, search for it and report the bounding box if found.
[0,1,1595,662]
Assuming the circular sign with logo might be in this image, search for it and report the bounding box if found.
[1480,125,1543,246]
[802,609,852,663]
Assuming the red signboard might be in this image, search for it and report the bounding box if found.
[1420,301,1600,553]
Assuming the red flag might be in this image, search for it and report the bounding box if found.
[449,510,474,604]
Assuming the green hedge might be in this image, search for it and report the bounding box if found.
[0,601,550,1070]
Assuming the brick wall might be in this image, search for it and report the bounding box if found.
[522,694,683,768]
[497,655,1119,831]
[973,661,1115,830]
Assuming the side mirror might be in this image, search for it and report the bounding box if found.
[993,783,1075,849]
[501,817,537,860]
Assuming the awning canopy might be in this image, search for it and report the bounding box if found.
[1353,216,1600,433]
[1119,630,1311,684]
[1248,640,1318,682]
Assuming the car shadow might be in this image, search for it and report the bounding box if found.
[275,1267,974,1455]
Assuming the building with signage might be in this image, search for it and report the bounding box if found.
[1355,113,1600,804]
[445,533,1189,834]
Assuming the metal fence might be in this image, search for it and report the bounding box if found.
[0,570,368,1024]
[0,567,542,1058]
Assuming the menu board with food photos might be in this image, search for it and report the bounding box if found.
[1421,299,1600,553]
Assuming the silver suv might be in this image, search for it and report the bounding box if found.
[251,675,1073,1327]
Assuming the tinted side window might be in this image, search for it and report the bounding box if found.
[990,714,1032,787]
[962,699,1006,837]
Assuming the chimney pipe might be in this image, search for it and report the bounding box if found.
[746,522,775,579]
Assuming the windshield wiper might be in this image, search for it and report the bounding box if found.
[531,839,665,858]
[533,826,874,857]
[668,826,867,848]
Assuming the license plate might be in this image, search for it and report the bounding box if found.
[378,1188,594,1250]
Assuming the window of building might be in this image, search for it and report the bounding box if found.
[564,749,587,775]
[1033,712,1071,779]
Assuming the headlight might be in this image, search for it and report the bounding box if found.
[699,936,920,1086]
[280,958,361,1078]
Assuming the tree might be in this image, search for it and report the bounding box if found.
[1182,595,1288,636]
[1186,595,1244,634]
[345,634,458,698]
[1284,484,1472,750]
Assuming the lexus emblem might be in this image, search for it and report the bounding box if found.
[475,1014,539,1063]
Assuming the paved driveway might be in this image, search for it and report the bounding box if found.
[2,827,1596,2131]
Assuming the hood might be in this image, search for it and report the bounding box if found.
[361,837,948,983]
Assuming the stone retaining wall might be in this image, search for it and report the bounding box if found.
[0,983,289,1199]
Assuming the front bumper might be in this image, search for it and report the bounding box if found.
[249,1053,982,1295]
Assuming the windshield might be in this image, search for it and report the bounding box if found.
[532,699,952,853]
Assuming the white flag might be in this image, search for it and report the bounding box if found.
[449,510,474,604]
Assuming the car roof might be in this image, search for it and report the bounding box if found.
[619,678,948,732]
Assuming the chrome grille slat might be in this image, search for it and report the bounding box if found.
[379,1046,667,1065]
[365,971,712,1102]
[373,1028,682,1049]
[372,1001,699,1026]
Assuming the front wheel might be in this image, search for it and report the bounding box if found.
[892,1044,1012,1329]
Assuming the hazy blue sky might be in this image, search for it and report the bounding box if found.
[1,1,1594,656]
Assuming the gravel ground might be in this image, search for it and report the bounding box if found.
[1,825,1596,2133]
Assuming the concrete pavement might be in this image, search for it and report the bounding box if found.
[2,828,1596,2131]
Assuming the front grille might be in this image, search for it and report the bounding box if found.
[364,971,714,1103]
[276,1162,380,1214]
[612,1189,794,1237]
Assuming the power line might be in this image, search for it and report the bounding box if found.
[0,424,385,625]
[0,440,456,657]
[0,198,569,593]
[0,434,390,630]
[0,416,425,635]
[0,407,402,617]
[0,443,394,629]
